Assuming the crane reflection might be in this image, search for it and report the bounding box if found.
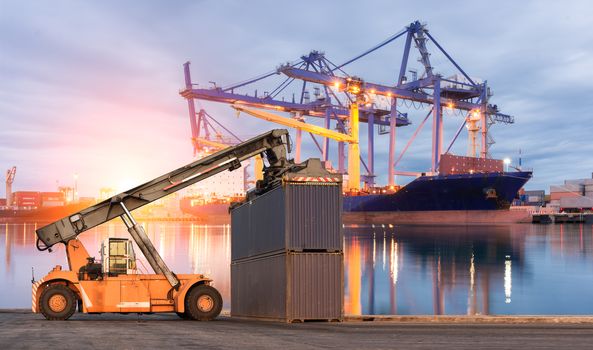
[344,224,532,315]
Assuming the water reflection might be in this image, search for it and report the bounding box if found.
[2,222,593,315]
[344,224,593,315]
[0,222,231,310]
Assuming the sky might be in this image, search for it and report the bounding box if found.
[1,0,592,197]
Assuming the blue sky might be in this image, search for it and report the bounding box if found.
[1,0,592,197]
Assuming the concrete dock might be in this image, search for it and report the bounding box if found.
[2,311,593,349]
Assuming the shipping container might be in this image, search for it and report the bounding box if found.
[560,197,593,209]
[40,192,66,207]
[550,184,583,193]
[550,192,581,201]
[231,252,343,322]
[40,192,65,201]
[438,154,503,175]
[13,191,40,208]
[231,159,342,260]
[564,179,587,186]
[524,190,545,206]
[41,200,65,207]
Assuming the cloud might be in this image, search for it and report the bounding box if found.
[1,0,592,197]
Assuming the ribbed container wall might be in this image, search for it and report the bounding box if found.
[231,252,343,322]
[231,188,286,260]
[288,252,342,321]
[285,184,342,251]
[231,183,342,261]
[231,253,287,319]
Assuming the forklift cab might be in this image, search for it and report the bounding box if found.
[100,238,137,275]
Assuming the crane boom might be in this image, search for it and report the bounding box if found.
[36,129,292,288]
[280,66,500,114]
[193,137,229,150]
[233,105,357,143]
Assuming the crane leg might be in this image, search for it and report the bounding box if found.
[119,202,180,289]
[347,103,360,190]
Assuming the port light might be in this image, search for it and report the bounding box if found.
[503,158,511,172]
[349,85,361,94]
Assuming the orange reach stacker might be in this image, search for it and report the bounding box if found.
[33,129,293,320]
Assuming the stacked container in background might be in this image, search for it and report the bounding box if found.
[549,176,593,210]
[230,159,343,322]
[40,192,66,207]
[13,191,41,208]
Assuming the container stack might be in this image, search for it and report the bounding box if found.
[549,177,593,210]
[230,158,343,322]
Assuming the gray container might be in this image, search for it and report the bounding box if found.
[231,252,343,322]
[524,190,545,205]
[231,182,343,260]
[564,179,587,186]
[551,184,582,193]
[560,197,593,208]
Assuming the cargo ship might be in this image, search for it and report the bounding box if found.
[0,203,93,222]
[177,154,533,224]
[0,191,94,222]
[179,195,243,223]
[342,154,533,224]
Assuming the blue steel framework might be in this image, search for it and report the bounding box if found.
[180,21,514,188]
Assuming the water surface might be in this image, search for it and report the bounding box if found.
[1,221,592,315]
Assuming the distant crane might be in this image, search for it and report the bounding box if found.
[182,102,265,190]
[5,166,16,207]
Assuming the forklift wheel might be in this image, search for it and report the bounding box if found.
[39,284,77,320]
[185,285,222,321]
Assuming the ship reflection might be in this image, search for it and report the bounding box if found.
[345,225,530,315]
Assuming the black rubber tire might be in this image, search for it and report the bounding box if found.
[185,285,222,321]
[39,284,77,321]
[176,312,190,319]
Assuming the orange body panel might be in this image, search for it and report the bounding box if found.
[33,241,212,314]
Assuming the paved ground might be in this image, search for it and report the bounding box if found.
[1,311,593,349]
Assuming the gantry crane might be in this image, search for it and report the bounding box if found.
[33,129,292,320]
[185,107,266,187]
[181,20,515,189]
[5,166,16,207]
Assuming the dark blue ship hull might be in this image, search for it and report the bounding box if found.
[344,171,532,212]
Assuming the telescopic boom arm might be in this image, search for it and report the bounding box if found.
[36,129,292,288]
